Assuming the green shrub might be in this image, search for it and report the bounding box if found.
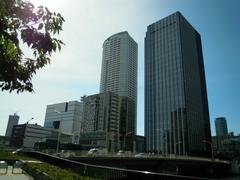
[0,150,11,158]
[0,150,35,160]
[24,162,96,180]
[0,150,97,179]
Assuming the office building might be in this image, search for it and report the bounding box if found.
[10,123,60,148]
[134,135,146,153]
[80,92,135,152]
[212,133,240,153]
[5,113,19,137]
[145,12,211,156]
[100,31,138,102]
[215,117,228,136]
[100,31,138,135]
[0,136,10,149]
[44,101,83,143]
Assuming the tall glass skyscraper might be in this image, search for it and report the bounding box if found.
[100,31,138,137]
[145,12,211,156]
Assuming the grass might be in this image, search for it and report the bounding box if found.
[24,162,96,180]
[0,150,11,158]
[0,150,35,160]
[0,150,97,180]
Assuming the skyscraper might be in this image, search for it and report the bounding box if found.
[215,117,228,136]
[100,31,138,137]
[100,31,138,103]
[5,113,19,137]
[145,12,211,156]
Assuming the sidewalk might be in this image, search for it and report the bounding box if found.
[0,166,33,180]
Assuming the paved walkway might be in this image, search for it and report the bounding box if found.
[0,166,33,180]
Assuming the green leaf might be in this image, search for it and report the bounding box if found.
[0,0,65,93]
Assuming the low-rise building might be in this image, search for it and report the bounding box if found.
[212,133,240,153]
[10,123,72,148]
[44,101,83,143]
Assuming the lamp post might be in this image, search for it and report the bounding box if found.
[54,110,62,154]
[25,117,34,124]
[202,140,214,160]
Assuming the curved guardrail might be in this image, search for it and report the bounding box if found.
[21,151,211,180]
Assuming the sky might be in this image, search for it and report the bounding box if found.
[0,0,239,136]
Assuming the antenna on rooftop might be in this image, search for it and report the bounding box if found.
[14,111,19,116]
[80,95,87,102]
[25,117,34,124]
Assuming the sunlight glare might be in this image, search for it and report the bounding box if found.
[29,0,65,11]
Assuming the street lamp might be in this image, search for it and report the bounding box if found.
[202,140,214,160]
[54,110,62,154]
[25,117,34,124]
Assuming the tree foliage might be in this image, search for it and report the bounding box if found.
[0,0,65,93]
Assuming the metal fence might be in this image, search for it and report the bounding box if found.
[74,162,209,180]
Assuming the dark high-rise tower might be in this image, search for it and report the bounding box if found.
[5,113,19,137]
[215,117,228,136]
[145,12,211,156]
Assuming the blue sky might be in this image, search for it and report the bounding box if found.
[0,0,239,136]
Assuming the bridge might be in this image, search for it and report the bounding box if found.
[69,155,231,178]
[21,151,231,179]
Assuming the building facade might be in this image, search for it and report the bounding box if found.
[5,113,19,137]
[80,92,135,152]
[134,135,146,153]
[100,31,138,103]
[215,117,228,136]
[44,101,83,143]
[212,134,240,154]
[145,12,211,156]
[100,31,137,134]
[10,124,59,148]
[0,136,10,149]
